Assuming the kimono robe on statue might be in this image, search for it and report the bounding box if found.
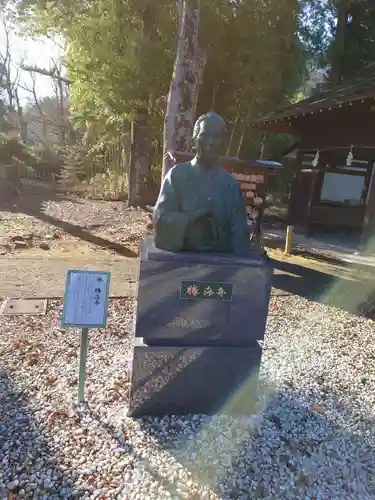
[153,160,250,254]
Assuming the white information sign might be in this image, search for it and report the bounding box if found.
[61,270,110,328]
[321,172,365,204]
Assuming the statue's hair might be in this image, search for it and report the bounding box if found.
[192,112,227,141]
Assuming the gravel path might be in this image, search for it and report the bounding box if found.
[1,296,375,499]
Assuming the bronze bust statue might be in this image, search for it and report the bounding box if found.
[153,112,250,254]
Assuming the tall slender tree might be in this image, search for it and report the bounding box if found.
[162,0,204,178]
[329,0,349,82]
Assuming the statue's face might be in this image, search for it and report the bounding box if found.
[195,117,225,164]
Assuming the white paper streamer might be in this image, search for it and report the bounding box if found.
[312,150,320,168]
[346,145,354,166]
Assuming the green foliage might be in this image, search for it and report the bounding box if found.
[299,0,335,68]
[197,0,308,158]
[0,72,11,134]
[15,0,313,167]
[83,171,128,201]
[0,132,39,165]
[18,0,176,143]
[13,0,375,171]
[0,101,11,134]
[336,0,375,78]
[300,0,375,80]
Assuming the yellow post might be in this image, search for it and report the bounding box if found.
[284,225,293,255]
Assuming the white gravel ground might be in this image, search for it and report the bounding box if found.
[1,295,375,499]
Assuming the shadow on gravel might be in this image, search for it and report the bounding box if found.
[271,258,375,320]
[84,403,184,497]
[0,193,137,258]
[33,211,137,258]
[136,389,375,499]
[0,370,71,499]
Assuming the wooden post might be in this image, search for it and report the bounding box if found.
[361,160,375,251]
[284,225,293,254]
[305,169,318,237]
[287,150,303,227]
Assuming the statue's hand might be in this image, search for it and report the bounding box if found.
[205,197,213,217]
[189,208,207,223]
[189,199,213,222]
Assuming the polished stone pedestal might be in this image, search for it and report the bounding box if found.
[128,239,272,417]
[135,240,272,346]
[128,338,262,417]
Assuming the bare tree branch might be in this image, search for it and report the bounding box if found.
[21,64,71,85]
[0,9,71,146]
[18,76,59,131]
[0,10,28,141]
[28,128,50,149]
[0,11,13,108]
[43,32,66,52]
[19,75,72,148]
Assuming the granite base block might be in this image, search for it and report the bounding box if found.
[128,339,262,417]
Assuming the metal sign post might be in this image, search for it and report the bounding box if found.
[78,327,89,402]
[61,270,111,403]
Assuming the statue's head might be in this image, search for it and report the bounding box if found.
[193,112,226,166]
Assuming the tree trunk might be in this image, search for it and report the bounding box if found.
[194,47,206,115]
[14,90,27,143]
[57,78,65,144]
[162,0,204,179]
[127,4,155,206]
[128,110,150,206]
[226,101,241,156]
[236,99,254,157]
[330,0,349,83]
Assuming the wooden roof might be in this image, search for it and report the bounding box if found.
[167,151,282,171]
[252,65,375,131]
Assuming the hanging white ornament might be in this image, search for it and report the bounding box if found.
[346,145,354,166]
[312,150,320,167]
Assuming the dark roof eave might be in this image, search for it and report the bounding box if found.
[252,86,375,127]
[251,121,295,134]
